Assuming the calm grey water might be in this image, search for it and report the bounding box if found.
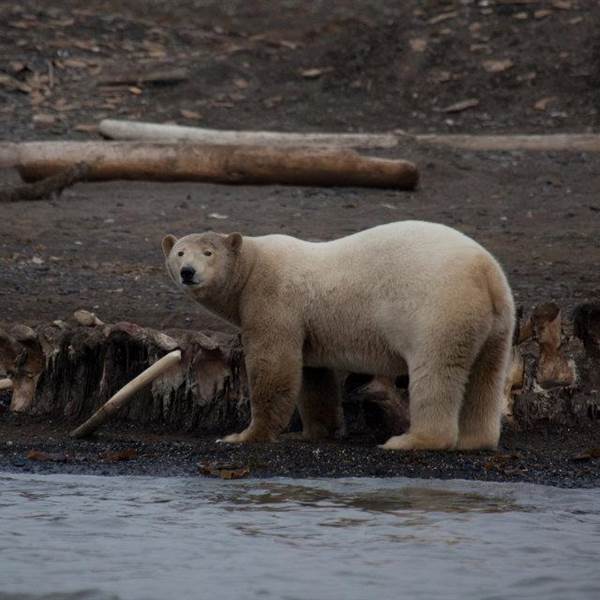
[0,474,599,600]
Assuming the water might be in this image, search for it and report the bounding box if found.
[0,474,599,600]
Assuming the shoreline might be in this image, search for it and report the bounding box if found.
[1,416,598,488]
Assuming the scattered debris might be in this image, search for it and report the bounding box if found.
[26,450,69,462]
[482,59,514,73]
[483,453,530,476]
[0,74,32,94]
[299,67,332,79]
[551,0,572,9]
[32,113,57,126]
[571,448,600,462]
[534,97,558,111]
[442,99,480,113]
[431,70,452,83]
[233,78,249,89]
[180,109,203,120]
[428,12,458,25]
[409,38,427,52]
[198,462,250,479]
[0,162,90,203]
[72,309,104,327]
[98,67,189,87]
[99,448,138,462]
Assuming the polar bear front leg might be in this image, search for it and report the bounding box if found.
[220,337,303,444]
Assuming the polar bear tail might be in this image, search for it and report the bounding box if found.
[485,258,515,324]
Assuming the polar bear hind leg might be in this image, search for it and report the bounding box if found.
[457,331,511,450]
[297,367,345,440]
[380,318,488,451]
[380,356,470,450]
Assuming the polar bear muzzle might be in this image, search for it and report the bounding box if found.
[180,266,197,286]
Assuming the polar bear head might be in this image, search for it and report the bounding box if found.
[161,232,243,297]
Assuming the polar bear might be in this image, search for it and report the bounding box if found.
[162,221,514,451]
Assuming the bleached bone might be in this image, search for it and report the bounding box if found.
[72,309,104,327]
[70,349,182,438]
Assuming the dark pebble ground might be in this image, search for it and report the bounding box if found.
[1,415,599,488]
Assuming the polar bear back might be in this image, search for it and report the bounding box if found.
[251,220,497,303]
[242,221,511,375]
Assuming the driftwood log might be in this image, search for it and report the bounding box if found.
[1,304,599,438]
[408,133,600,153]
[98,121,600,153]
[3,141,419,190]
[99,119,400,149]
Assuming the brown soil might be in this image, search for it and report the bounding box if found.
[1,1,599,138]
[2,144,598,333]
[1,0,599,331]
[0,1,599,485]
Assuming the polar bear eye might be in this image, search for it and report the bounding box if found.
[177,251,184,257]
[203,250,213,257]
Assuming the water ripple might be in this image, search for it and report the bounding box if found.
[0,474,598,600]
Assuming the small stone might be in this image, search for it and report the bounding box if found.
[534,96,557,111]
[409,38,427,52]
[552,0,572,9]
[482,59,514,73]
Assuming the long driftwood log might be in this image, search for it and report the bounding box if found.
[98,121,600,153]
[1,304,599,437]
[8,142,419,190]
[99,119,400,149]
[409,133,600,153]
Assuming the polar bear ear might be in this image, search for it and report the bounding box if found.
[225,232,243,254]
[161,234,178,257]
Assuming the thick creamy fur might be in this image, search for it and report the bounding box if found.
[162,221,515,450]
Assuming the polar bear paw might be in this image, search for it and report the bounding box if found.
[379,433,456,451]
[217,427,274,444]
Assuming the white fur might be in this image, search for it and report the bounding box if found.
[165,221,515,450]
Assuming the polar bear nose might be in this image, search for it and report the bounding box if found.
[180,266,196,284]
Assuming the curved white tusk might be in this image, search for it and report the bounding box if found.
[70,349,182,438]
